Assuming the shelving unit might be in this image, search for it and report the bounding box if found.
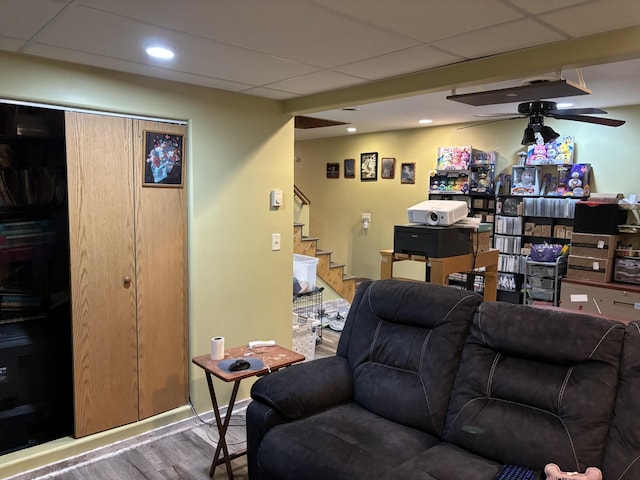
[524,256,567,306]
[495,196,579,304]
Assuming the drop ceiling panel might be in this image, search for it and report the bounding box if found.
[432,19,567,59]
[334,45,462,80]
[539,0,640,37]
[0,36,25,51]
[26,43,254,92]
[0,0,70,40]
[28,6,321,85]
[242,87,299,100]
[505,0,592,15]
[266,70,366,96]
[76,0,420,68]
[315,0,524,44]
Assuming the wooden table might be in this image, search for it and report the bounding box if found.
[192,344,305,479]
[380,248,499,301]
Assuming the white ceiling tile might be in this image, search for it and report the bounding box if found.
[266,70,366,95]
[75,0,420,68]
[314,0,524,43]
[0,36,26,51]
[26,43,253,92]
[0,0,70,40]
[432,19,567,59]
[30,6,321,86]
[334,45,462,80]
[504,0,593,15]
[539,0,640,37]
[241,87,300,100]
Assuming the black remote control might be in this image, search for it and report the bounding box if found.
[495,464,540,480]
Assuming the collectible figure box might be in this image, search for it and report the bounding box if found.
[511,166,540,195]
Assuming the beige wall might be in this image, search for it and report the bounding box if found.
[294,104,640,281]
[0,52,293,475]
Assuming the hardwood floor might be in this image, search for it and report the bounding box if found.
[12,329,341,480]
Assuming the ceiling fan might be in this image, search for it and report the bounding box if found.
[466,100,626,145]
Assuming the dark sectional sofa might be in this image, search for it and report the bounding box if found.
[246,279,640,480]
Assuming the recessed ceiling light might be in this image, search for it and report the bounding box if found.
[347,127,357,133]
[418,119,433,124]
[145,45,175,60]
[556,102,573,109]
[342,107,360,111]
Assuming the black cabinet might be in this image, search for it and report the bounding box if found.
[0,104,72,454]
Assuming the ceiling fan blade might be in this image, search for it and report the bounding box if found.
[548,113,626,127]
[458,116,523,129]
[473,113,524,118]
[547,107,607,115]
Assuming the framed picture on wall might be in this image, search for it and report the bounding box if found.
[344,159,355,178]
[143,131,184,187]
[381,157,395,179]
[360,152,378,181]
[401,162,415,184]
[326,162,340,178]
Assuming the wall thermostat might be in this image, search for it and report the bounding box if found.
[270,189,283,207]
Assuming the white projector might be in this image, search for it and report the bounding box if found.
[407,200,468,226]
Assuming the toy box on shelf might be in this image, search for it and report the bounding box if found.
[526,135,574,165]
[511,163,591,197]
[469,151,496,194]
[436,145,472,170]
[429,171,469,194]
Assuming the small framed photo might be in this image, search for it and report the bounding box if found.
[326,162,340,178]
[401,162,416,184]
[143,131,184,187]
[344,159,355,178]
[360,152,378,181]
[381,157,395,179]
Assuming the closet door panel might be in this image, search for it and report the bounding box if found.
[134,120,188,419]
[66,112,138,437]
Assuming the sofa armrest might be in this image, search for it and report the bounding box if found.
[250,355,353,420]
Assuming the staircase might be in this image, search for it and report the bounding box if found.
[294,223,356,302]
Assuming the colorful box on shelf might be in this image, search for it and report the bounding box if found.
[526,135,574,165]
[511,164,591,197]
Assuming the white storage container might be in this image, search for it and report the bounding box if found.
[293,254,319,294]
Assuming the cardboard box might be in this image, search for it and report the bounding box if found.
[539,225,552,237]
[524,222,536,235]
[553,225,566,238]
[567,255,614,282]
[570,233,619,259]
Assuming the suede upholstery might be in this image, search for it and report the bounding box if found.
[247,280,633,480]
[602,321,640,480]
[443,302,625,472]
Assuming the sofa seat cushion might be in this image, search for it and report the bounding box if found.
[256,403,440,480]
[382,442,503,480]
[444,302,625,472]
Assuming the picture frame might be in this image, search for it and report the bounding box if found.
[381,157,395,179]
[360,152,378,181]
[401,162,416,184]
[326,162,340,178]
[143,131,184,187]
[344,159,355,178]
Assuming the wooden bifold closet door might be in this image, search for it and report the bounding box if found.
[65,112,187,437]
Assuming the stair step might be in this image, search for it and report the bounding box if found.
[316,249,333,256]
[330,262,346,268]
[301,236,319,242]
[343,274,357,281]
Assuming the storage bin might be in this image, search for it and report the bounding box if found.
[292,319,320,361]
[614,257,640,285]
[293,254,319,294]
[573,202,626,234]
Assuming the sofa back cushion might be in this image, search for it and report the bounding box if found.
[336,279,481,437]
[602,321,640,480]
[443,302,625,471]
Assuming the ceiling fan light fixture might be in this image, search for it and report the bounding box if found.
[521,126,537,145]
[540,125,560,143]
